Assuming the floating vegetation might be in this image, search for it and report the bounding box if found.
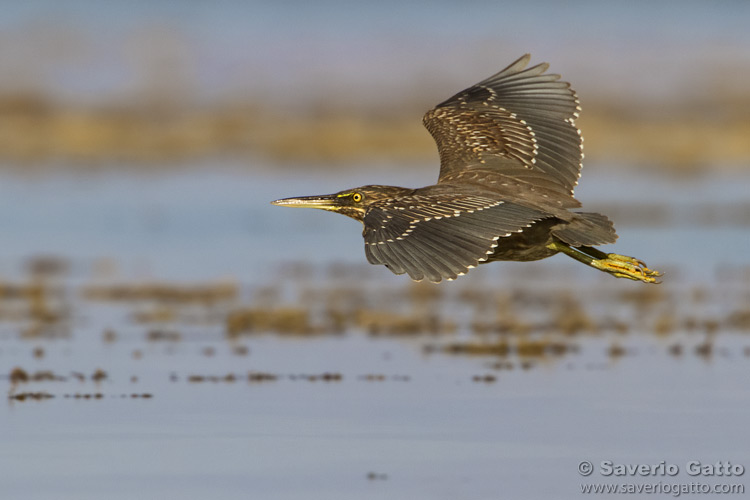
[470,317,532,336]
[146,329,182,342]
[3,82,750,171]
[440,341,511,357]
[9,392,54,401]
[552,302,596,336]
[188,374,238,384]
[20,323,71,340]
[695,342,713,359]
[8,390,153,402]
[9,368,67,384]
[247,372,278,382]
[0,279,68,326]
[82,281,238,304]
[358,374,410,382]
[66,393,103,399]
[438,338,574,359]
[62,393,153,399]
[288,373,343,382]
[668,343,684,357]
[102,329,117,343]
[91,369,108,383]
[488,361,515,371]
[356,310,455,336]
[3,257,750,407]
[727,309,750,330]
[230,345,250,356]
[366,472,388,481]
[175,372,415,384]
[226,307,317,337]
[132,306,177,323]
[9,367,30,384]
[7,367,111,388]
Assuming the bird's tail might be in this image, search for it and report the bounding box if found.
[552,212,617,247]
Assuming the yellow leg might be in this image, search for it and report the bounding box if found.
[547,241,662,284]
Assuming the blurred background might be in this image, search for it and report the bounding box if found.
[1,0,749,170]
[2,2,750,500]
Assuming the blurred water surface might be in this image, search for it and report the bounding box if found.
[1,164,749,500]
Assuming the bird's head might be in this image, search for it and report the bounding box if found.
[271,185,413,222]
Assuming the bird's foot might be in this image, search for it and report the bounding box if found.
[591,253,662,284]
[547,242,663,284]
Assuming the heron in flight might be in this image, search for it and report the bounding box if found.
[272,54,661,284]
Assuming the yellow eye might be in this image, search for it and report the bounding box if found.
[352,193,363,203]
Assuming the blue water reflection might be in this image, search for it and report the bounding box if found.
[1,164,749,500]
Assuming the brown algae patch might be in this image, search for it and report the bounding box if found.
[356,310,455,336]
[247,372,278,382]
[358,374,410,382]
[9,392,55,401]
[91,369,108,383]
[440,340,511,357]
[187,374,238,384]
[146,329,182,342]
[438,338,574,360]
[607,344,627,358]
[82,281,238,303]
[231,345,250,356]
[3,258,750,392]
[9,367,30,384]
[9,367,69,384]
[226,307,316,337]
[183,372,345,383]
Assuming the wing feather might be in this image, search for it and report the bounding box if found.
[423,54,583,194]
[363,194,549,282]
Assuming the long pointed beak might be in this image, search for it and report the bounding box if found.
[270,194,338,210]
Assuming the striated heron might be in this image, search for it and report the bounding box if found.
[272,54,661,284]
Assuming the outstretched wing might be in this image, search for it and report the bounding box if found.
[363,194,548,283]
[423,54,583,194]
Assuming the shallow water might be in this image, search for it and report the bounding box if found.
[2,164,750,500]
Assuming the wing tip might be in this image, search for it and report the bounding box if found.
[516,53,532,67]
[502,53,533,74]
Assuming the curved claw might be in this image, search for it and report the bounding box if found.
[594,254,663,284]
